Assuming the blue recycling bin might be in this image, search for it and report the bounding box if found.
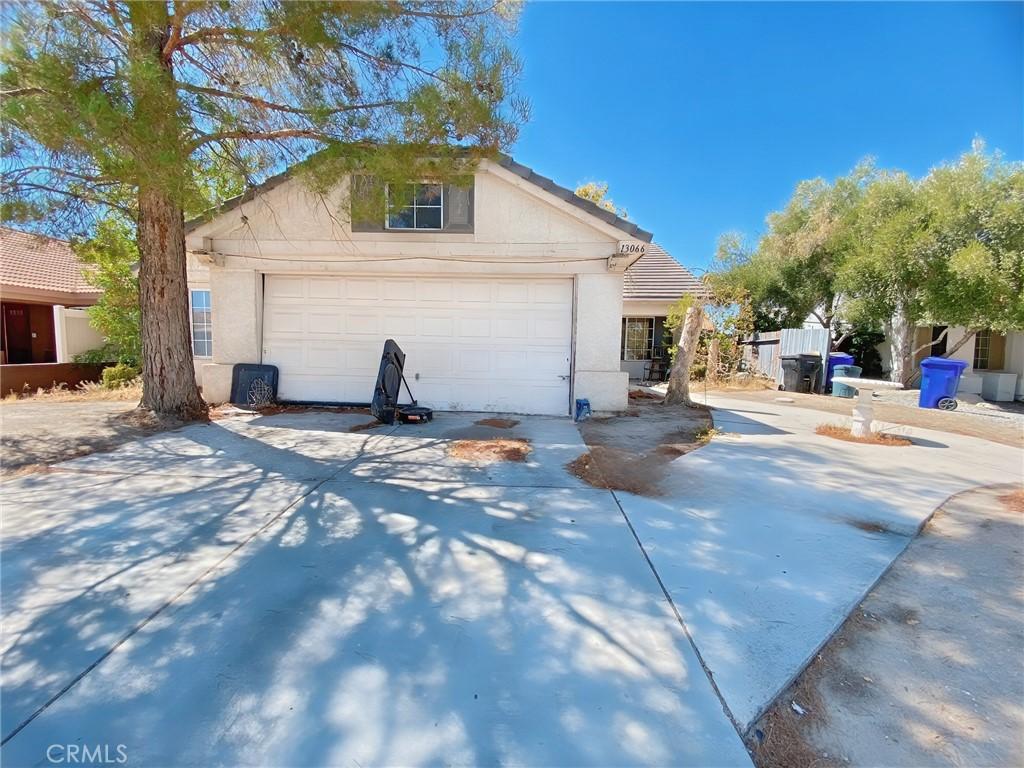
[918,357,969,410]
[831,364,862,398]
[826,353,855,393]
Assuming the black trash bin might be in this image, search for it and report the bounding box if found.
[780,353,823,393]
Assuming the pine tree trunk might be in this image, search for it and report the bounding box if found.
[129,1,206,421]
[137,187,206,420]
[665,304,704,406]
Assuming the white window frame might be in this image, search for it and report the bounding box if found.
[973,329,991,370]
[189,288,212,358]
[384,182,444,231]
[622,317,656,361]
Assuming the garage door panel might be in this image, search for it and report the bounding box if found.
[263,276,571,414]
[345,313,380,335]
[308,279,342,300]
[419,280,452,303]
[383,280,417,301]
[345,279,380,300]
[421,317,454,337]
[453,281,489,303]
[495,317,529,339]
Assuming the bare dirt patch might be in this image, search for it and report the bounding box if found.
[747,607,886,768]
[748,485,1024,768]
[448,438,531,463]
[474,417,519,429]
[1,401,174,476]
[748,650,837,768]
[847,519,893,534]
[628,389,662,400]
[815,423,912,447]
[999,488,1024,513]
[568,400,712,496]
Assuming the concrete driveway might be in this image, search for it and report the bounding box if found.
[1,399,1018,766]
[0,411,748,767]
[618,394,1023,732]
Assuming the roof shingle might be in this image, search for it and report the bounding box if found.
[622,243,704,300]
[0,227,100,297]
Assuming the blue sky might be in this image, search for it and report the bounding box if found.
[511,1,1023,273]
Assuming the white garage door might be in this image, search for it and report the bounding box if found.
[262,275,573,415]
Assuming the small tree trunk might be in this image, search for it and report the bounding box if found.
[665,304,704,406]
[137,187,206,420]
[885,305,914,384]
[707,336,721,382]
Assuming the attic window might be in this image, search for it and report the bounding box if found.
[386,183,443,230]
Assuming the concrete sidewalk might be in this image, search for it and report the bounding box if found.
[615,394,1023,733]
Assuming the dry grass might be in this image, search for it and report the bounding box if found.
[695,426,724,444]
[2,379,143,403]
[708,373,777,392]
[999,488,1024,513]
[748,599,886,768]
[815,423,912,447]
[448,438,531,463]
[474,417,520,429]
[748,653,839,768]
[628,389,662,400]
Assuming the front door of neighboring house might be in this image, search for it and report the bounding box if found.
[2,303,32,364]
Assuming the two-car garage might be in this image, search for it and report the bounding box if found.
[261,275,574,415]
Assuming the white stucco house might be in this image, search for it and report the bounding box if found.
[619,244,704,381]
[183,155,655,415]
[879,325,1024,402]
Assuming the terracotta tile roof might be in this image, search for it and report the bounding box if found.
[0,227,100,298]
[623,243,704,300]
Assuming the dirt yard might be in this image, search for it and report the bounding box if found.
[568,397,712,496]
[746,484,1024,768]
[0,400,170,476]
[713,388,1023,447]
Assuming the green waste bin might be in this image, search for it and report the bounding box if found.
[831,364,862,398]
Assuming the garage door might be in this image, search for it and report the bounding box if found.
[262,275,573,415]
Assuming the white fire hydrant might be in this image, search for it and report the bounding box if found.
[831,376,904,437]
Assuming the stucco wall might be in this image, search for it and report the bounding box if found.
[53,307,103,362]
[187,162,639,411]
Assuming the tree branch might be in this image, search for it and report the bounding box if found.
[187,128,333,152]
[176,82,397,117]
[1,87,48,98]
[7,181,134,216]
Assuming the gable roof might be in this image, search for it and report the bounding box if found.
[622,243,704,300]
[185,152,653,242]
[0,227,100,302]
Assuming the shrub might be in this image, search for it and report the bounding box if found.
[101,363,140,390]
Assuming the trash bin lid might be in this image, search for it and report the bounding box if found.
[920,356,969,371]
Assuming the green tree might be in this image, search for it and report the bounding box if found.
[73,217,142,366]
[708,164,873,343]
[574,181,627,218]
[839,143,1024,381]
[2,1,526,419]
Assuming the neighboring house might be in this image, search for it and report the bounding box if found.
[0,227,103,365]
[620,244,703,381]
[183,155,653,414]
[880,325,1024,402]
